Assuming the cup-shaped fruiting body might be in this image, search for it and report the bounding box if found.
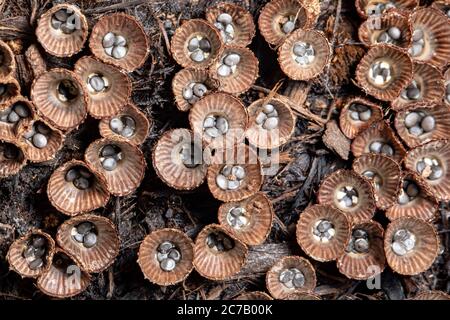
[89,13,149,72]
[384,217,439,275]
[85,138,145,196]
[206,144,262,202]
[56,214,119,273]
[392,63,445,111]
[16,118,64,163]
[413,291,450,300]
[0,137,26,178]
[193,224,248,280]
[394,103,450,148]
[234,291,274,300]
[209,46,259,94]
[386,171,438,222]
[355,0,419,19]
[284,292,321,300]
[74,56,131,119]
[431,1,450,20]
[296,204,351,262]
[338,97,383,139]
[358,10,413,49]
[266,256,316,299]
[37,248,91,298]
[35,4,88,57]
[352,154,401,210]
[258,0,313,46]
[0,96,35,141]
[189,92,248,145]
[444,67,450,107]
[409,8,450,68]
[0,40,16,78]
[152,129,207,190]
[7,230,55,278]
[403,139,450,201]
[356,44,413,101]
[206,2,255,47]
[217,192,273,246]
[245,98,295,149]
[47,160,110,216]
[351,121,407,163]
[172,68,218,112]
[25,44,47,79]
[170,19,223,69]
[31,69,89,131]
[0,77,20,108]
[337,221,386,280]
[317,170,376,224]
[99,103,150,146]
[278,29,331,81]
[137,228,194,286]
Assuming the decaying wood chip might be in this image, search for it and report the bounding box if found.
[25,44,46,78]
[322,120,350,160]
[283,80,310,107]
[14,54,32,90]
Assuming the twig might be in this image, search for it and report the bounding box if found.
[106,267,115,299]
[85,0,147,14]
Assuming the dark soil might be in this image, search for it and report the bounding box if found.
[0,0,448,300]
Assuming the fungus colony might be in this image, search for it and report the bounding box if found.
[2,0,450,301]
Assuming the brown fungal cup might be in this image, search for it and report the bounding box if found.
[409,8,450,68]
[355,0,419,19]
[339,97,383,140]
[0,96,35,141]
[170,19,223,69]
[337,221,386,280]
[403,139,450,201]
[0,77,20,108]
[351,120,407,163]
[16,118,64,163]
[99,103,150,146]
[85,138,145,196]
[209,46,259,94]
[352,154,401,210]
[37,248,91,298]
[56,214,120,273]
[412,291,450,300]
[137,228,194,286]
[356,44,413,101]
[386,171,438,222]
[152,129,207,190]
[89,13,149,72]
[392,63,445,111]
[444,67,450,107]
[193,224,248,280]
[206,144,262,202]
[172,68,217,112]
[278,29,331,81]
[384,217,439,275]
[317,170,376,224]
[189,92,248,145]
[7,230,55,278]
[31,69,89,132]
[0,137,26,178]
[296,204,352,262]
[217,192,273,246]
[358,10,413,49]
[74,56,131,119]
[394,103,450,148]
[47,160,110,216]
[266,256,316,299]
[35,3,88,57]
[245,97,295,149]
[0,40,16,78]
[431,1,450,20]
[258,0,313,46]
[206,2,256,47]
[284,292,321,300]
[234,291,274,300]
